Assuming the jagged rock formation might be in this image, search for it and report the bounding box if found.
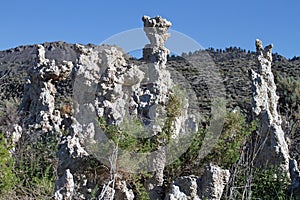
[141,15,174,200]
[140,15,198,200]
[55,169,75,200]
[2,15,300,200]
[250,39,290,172]
[166,164,230,200]
[55,44,130,199]
[94,44,143,125]
[54,15,199,200]
[1,42,299,117]
[20,44,73,133]
[166,175,199,200]
[7,44,73,151]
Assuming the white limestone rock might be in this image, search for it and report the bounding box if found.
[250,39,290,172]
[166,175,200,200]
[55,16,197,200]
[55,169,75,200]
[199,164,230,200]
[114,180,135,200]
[166,164,230,200]
[20,44,73,133]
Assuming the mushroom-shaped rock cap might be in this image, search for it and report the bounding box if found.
[142,15,172,28]
[142,15,172,48]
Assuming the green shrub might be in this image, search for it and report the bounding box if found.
[0,133,17,195]
[165,109,257,180]
[98,116,155,153]
[251,167,291,199]
[98,85,186,154]
[13,132,58,198]
[194,110,256,169]
[205,110,257,168]
[130,174,151,200]
[276,74,300,119]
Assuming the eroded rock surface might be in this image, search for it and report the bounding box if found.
[250,39,290,172]
[55,169,75,200]
[20,44,73,133]
[166,164,230,200]
[54,15,198,200]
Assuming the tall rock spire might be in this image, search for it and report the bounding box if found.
[141,15,173,200]
[250,39,290,172]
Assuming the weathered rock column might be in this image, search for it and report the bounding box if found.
[20,44,73,133]
[55,44,142,200]
[166,164,230,200]
[141,15,173,200]
[142,15,172,103]
[250,39,290,172]
[55,45,99,200]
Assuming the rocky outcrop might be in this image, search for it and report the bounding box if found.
[141,15,173,200]
[55,169,75,200]
[54,15,199,200]
[51,27,144,199]
[250,39,290,172]
[166,164,230,200]
[199,164,230,199]
[114,181,135,200]
[2,13,300,200]
[20,44,73,133]
[55,44,123,199]
[166,175,199,200]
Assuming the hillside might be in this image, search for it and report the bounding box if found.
[1,42,299,115]
[0,17,300,200]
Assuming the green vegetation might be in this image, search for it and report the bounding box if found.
[13,132,58,198]
[98,86,186,154]
[276,74,300,119]
[127,174,151,200]
[0,133,17,195]
[204,110,257,168]
[98,116,155,153]
[229,165,292,199]
[165,108,257,184]
[95,86,186,199]
[171,111,257,169]
[251,167,291,200]
[0,131,58,199]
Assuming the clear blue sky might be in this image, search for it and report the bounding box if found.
[1,0,299,58]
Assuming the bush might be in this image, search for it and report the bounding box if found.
[251,167,291,199]
[0,133,17,195]
[0,131,57,199]
[11,132,58,199]
[98,85,186,154]
[191,110,256,169]
[276,74,300,119]
[205,110,257,168]
[165,109,257,184]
